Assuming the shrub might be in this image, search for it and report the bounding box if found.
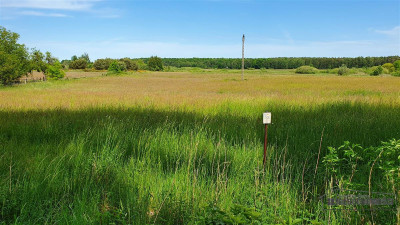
[148,56,163,71]
[134,59,147,70]
[108,60,126,74]
[393,60,400,71]
[93,58,113,70]
[382,63,394,73]
[120,58,138,71]
[391,71,400,77]
[69,58,87,69]
[45,62,65,79]
[382,67,390,74]
[295,66,318,74]
[323,139,400,193]
[337,64,349,75]
[370,66,383,76]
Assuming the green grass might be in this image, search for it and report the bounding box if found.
[1,100,399,224]
[1,71,399,224]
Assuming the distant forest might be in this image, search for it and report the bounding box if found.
[141,56,400,69]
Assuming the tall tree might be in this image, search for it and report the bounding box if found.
[148,56,163,71]
[45,51,57,65]
[0,26,30,85]
[80,52,90,64]
[30,48,47,73]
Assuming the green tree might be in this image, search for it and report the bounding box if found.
[120,58,138,71]
[30,48,47,73]
[108,60,126,73]
[94,58,113,70]
[370,66,383,76]
[71,55,78,61]
[134,59,147,70]
[60,59,71,69]
[45,51,57,65]
[393,60,400,71]
[69,58,87,69]
[0,26,31,85]
[382,63,394,73]
[45,62,65,79]
[148,56,163,71]
[80,52,90,64]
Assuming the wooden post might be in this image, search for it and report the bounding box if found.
[262,112,271,170]
[263,123,268,168]
[242,34,245,80]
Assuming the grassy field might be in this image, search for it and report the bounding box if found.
[1,70,399,224]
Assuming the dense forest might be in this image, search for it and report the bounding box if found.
[140,56,400,69]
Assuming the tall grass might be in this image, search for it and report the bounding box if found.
[1,100,399,224]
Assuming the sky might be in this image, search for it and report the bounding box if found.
[0,0,399,60]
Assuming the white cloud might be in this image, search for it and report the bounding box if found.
[1,0,100,10]
[0,0,120,19]
[20,10,68,17]
[374,26,400,37]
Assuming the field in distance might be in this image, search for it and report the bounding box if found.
[1,70,399,224]
[4,69,400,110]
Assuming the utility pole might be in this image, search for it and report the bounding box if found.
[242,34,245,80]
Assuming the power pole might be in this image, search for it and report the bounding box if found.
[242,34,245,80]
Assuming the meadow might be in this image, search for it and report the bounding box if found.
[1,70,399,224]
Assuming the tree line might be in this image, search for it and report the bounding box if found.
[1,25,399,85]
[158,57,400,69]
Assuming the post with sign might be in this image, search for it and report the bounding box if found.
[262,112,271,169]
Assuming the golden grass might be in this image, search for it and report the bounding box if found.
[3,71,400,110]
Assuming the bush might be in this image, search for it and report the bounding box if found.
[134,59,147,70]
[148,56,163,71]
[391,71,400,77]
[120,58,138,71]
[393,60,400,71]
[69,58,87,69]
[93,58,113,70]
[337,64,349,75]
[295,66,318,74]
[370,66,383,76]
[45,62,65,79]
[382,67,390,74]
[108,60,126,74]
[382,63,394,73]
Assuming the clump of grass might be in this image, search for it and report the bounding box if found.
[337,64,350,75]
[295,66,318,74]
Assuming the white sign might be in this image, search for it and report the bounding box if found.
[263,112,271,124]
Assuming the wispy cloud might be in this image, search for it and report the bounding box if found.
[1,0,100,11]
[373,26,400,37]
[20,10,68,17]
[0,0,121,18]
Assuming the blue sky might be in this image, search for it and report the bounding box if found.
[1,0,399,60]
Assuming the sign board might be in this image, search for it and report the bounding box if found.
[263,112,271,124]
